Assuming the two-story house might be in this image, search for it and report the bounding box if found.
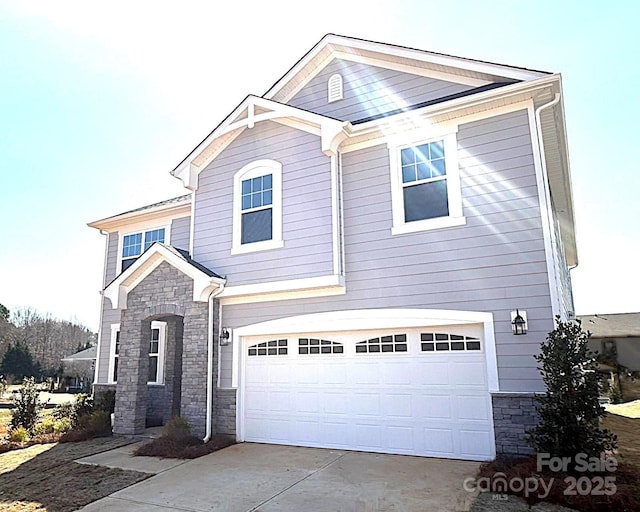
[89,34,576,462]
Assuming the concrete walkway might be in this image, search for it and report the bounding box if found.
[76,442,187,474]
[78,443,480,512]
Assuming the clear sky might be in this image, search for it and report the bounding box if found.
[0,1,638,331]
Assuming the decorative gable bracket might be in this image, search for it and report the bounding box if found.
[172,96,348,190]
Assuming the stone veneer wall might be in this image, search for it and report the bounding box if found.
[113,261,210,437]
[492,393,540,455]
[216,388,237,435]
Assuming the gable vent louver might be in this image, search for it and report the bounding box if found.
[327,73,343,103]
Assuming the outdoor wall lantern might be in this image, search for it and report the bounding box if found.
[220,327,232,346]
[511,310,528,335]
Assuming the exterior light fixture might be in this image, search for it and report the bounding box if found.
[511,310,528,335]
[220,328,232,346]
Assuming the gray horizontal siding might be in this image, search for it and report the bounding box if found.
[288,58,474,122]
[105,232,118,285]
[170,216,191,252]
[97,305,119,383]
[193,120,333,286]
[221,109,553,392]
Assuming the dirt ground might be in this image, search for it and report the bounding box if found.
[0,437,150,512]
[602,412,640,467]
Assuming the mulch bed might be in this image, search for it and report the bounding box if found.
[134,433,235,459]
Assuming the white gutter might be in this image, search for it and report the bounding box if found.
[534,93,562,317]
[204,282,226,443]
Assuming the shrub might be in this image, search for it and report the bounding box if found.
[8,426,30,442]
[609,383,624,404]
[34,416,56,436]
[34,416,72,437]
[87,410,112,437]
[10,377,45,434]
[163,416,191,438]
[94,389,116,414]
[52,401,73,421]
[527,317,617,467]
[53,417,72,434]
[52,394,94,428]
[72,394,94,420]
[0,375,7,397]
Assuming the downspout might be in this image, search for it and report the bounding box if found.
[92,229,110,387]
[534,93,562,316]
[204,282,225,443]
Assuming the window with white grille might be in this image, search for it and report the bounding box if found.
[420,333,481,352]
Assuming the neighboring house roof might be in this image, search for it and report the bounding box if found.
[103,243,225,309]
[88,194,191,231]
[62,346,97,362]
[578,313,640,338]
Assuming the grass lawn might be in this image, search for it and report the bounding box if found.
[603,411,640,467]
[0,437,151,512]
[606,399,640,419]
[0,410,151,511]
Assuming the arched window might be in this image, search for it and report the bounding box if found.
[232,159,283,254]
[327,73,343,103]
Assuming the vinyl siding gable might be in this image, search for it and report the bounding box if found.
[287,58,476,122]
[170,216,191,252]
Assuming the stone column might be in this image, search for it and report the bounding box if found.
[180,302,209,437]
[113,314,151,435]
[163,318,184,421]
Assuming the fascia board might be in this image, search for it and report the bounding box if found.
[349,75,562,134]
[264,34,548,101]
[325,35,548,81]
[88,202,190,232]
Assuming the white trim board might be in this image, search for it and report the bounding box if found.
[264,34,548,103]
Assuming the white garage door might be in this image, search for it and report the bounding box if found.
[241,326,494,461]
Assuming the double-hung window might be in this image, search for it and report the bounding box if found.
[232,160,283,254]
[109,322,166,384]
[110,325,120,383]
[121,227,166,271]
[389,132,464,235]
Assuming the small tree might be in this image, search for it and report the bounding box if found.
[0,342,38,381]
[527,317,617,464]
[10,377,45,434]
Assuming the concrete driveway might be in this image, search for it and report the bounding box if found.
[80,443,480,512]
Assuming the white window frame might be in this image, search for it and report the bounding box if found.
[388,129,465,235]
[231,159,283,255]
[108,324,120,384]
[108,321,167,385]
[117,223,171,273]
[148,322,167,385]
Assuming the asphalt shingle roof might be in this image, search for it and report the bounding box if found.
[578,313,640,338]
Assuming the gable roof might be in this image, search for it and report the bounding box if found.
[62,346,97,362]
[163,34,576,267]
[578,313,640,338]
[88,194,191,231]
[103,243,225,309]
[264,34,550,103]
